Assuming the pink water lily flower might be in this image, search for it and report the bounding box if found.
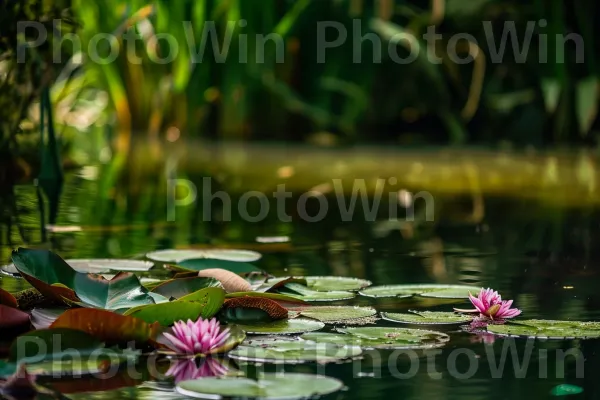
[455,288,521,320]
[163,317,231,355]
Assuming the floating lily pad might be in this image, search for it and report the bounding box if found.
[172,259,262,275]
[291,306,377,324]
[222,297,289,322]
[302,327,450,349]
[2,259,154,275]
[225,292,307,307]
[382,311,474,325]
[486,319,600,339]
[234,318,325,335]
[279,283,355,302]
[359,284,482,299]
[228,337,362,364]
[176,373,343,399]
[146,249,261,263]
[264,276,371,292]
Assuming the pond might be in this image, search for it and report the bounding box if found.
[1,143,599,399]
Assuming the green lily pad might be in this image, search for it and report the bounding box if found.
[176,373,343,399]
[147,249,262,263]
[279,283,356,302]
[228,337,362,364]
[74,272,155,310]
[291,306,377,324]
[359,284,482,299]
[382,311,474,325]
[173,258,262,274]
[487,319,600,339]
[302,327,450,349]
[264,276,371,292]
[234,318,325,335]
[125,287,226,325]
[151,277,223,299]
[1,259,153,276]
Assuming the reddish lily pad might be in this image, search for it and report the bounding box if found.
[0,305,30,329]
[221,297,289,323]
[225,292,307,308]
[0,288,17,308]
[50,309,160,344]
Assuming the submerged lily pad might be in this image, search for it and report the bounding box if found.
[265,276,371,292]
[291,306,377,324]
[382,311,474,325]
[486,319,600,339]
[279,283,356,302]
[146,249,262,263]
[234,318,325,335]
[228,337,362,364]
[359,284,482,299]
[302,327,450,349]
[176,373,343,399]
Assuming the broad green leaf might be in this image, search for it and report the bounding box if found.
[487,319,600,339]
[151,277,222,299]
[176,373,343,399]
[11,248,79,302]
[73,272,155,310]
[382,311,474,325]
[126,288,226,325]
[228,337,361,364]
[360,284,482,299]
[234,318,325,335]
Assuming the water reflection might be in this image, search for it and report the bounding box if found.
[2,147,600,400]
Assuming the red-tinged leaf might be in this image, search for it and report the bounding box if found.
[223,297,288,320]
[225,292,308,308]
[0,305,30,329]
[50,309,161,344]
[28,276,79,304]
[0,288,17,308]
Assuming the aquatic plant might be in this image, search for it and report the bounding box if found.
[455,288,521,321]
[163,318,231,355]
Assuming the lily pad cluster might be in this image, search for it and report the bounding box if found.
[2,247,599,399]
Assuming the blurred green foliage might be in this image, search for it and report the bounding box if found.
[2,0,600,153]
[64,0,600,149]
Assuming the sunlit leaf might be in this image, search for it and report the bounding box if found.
[280,283,356,302]
[291,306,377,324]
[360,284,482,299]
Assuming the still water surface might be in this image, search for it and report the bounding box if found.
[1,146,599,399]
